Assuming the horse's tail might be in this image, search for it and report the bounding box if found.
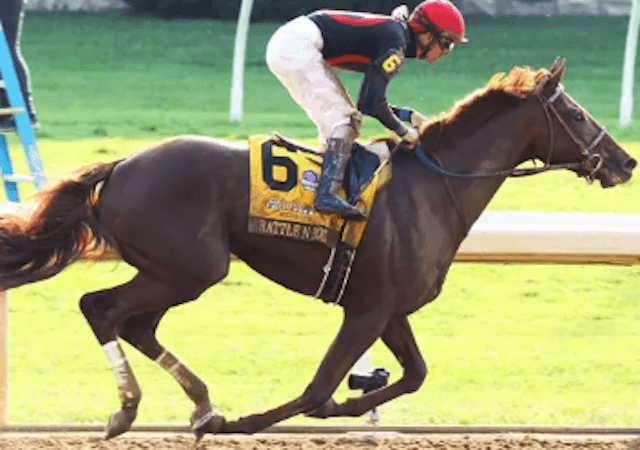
[0,159,123,290]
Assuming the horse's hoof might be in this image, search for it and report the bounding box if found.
[104,408,137,439]
[191,410,225,440]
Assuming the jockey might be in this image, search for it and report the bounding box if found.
[266,0,468,220]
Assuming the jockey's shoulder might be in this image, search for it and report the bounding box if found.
[309,9,395,23]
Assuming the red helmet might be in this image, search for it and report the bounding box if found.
[409,0,468,44]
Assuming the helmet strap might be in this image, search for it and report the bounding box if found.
[410,24,437,59]
[417,36,437,60]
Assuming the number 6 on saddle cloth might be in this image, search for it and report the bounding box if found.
[247,133,392,303]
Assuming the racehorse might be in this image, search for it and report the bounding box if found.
[0,59,635,438]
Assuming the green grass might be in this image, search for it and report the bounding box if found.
[2,12,639,427]
[8,261,639,425]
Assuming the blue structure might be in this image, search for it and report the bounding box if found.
[0,23,45,202]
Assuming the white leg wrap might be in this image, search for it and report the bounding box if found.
[103,340,127,369]
[155,349,193,388]
[102,340,140,407]
[155,349,182,376]
[103,340,130,387]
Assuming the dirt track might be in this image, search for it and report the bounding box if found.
[0,434,637,450]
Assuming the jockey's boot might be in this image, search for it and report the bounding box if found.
[314,138,367,221]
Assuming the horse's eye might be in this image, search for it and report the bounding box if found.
[573,110,585,121]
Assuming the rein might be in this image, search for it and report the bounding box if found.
[413,145,573,178]
[413,84,607,182]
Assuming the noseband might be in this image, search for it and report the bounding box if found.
[414,84,608,182]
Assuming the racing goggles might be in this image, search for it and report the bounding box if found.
[436,34,455,54]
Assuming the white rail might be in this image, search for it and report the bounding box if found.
[457,211,640,265]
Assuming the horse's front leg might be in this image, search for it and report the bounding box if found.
[218,308,390,434]
[307,314,427,418]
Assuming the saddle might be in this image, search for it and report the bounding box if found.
[247,132,393,304]
[271,132,386,204]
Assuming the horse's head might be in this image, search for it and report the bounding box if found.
[534,58,636,187]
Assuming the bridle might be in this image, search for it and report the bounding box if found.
[538,84,607,183]
[413,83,608,183]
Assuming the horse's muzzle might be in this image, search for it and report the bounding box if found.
[598,152,636,188]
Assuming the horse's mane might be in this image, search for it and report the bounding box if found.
[417,66,551,149]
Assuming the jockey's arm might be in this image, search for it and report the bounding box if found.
[357,50,411,138]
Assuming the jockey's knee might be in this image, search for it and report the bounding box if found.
[330,121,360,142]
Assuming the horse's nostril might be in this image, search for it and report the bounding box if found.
[624,158,637,172]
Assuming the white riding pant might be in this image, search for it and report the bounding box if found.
[266,16,362,144]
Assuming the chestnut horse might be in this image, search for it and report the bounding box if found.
[0,59,635,438]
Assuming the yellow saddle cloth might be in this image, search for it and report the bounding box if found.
[247,135,392,248]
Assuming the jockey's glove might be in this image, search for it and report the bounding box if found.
[399,126,420,145]
[410,111,429,129]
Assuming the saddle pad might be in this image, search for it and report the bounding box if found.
[247,135,391,248]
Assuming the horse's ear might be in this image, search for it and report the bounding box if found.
[538,57,566,97]
[550,57,566,79]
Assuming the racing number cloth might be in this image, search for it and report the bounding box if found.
[248,135,345,247]
[247,135,391,248]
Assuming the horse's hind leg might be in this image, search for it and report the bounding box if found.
[80,285,143,439]
[307,314,427,418]
[80,272,222,439]
[118,311,222,439]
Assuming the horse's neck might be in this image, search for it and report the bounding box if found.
[436,105,535,232]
